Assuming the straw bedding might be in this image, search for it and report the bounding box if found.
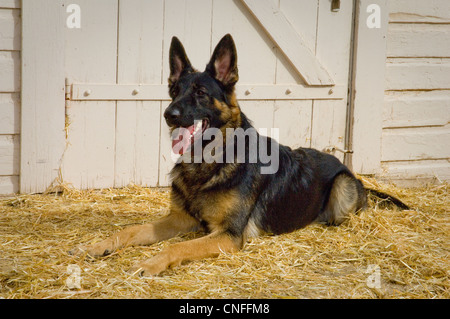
[0,177,448,299]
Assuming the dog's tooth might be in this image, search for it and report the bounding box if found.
[193,121,202,134]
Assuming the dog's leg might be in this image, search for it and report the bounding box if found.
[129,232,240,276]
[70,208,200,257]
[316,174,367,226]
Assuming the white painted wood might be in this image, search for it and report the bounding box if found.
[240,100,275,136]
[0,8,20,50]
[0,93,19,134]
[0,134,18,175]
[385,58,450,90]
[0,175,18,194]
[115,0,163,188]
[387,24,450,58]
[212,0,277,85]
[382,126,450,161]
[0,51,19,92]
[383,90,450,128]
[241,0,334,85]
[62,0,117,190]
[311,0,355,163]
[273,0,318,148]
[273,100,312,149]
[351,0,389,174]
[162,0,213,81]
[380,159,450,186]
[70,83,346,101]
[0,0,20,9]
[388,0,450,24]
[21,0,65,193]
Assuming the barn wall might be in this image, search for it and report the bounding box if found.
[0,0,20,194]
[380,0,450,185]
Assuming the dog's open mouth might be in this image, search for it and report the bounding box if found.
[172,118,210,155]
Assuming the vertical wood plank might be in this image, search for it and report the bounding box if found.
[62,0,118,189]
[115,0,164,187]
[273,100,312,149]
[273,0,318,148]
[311,0,354,163]
[21,0,65,193]
[351,0,388,174]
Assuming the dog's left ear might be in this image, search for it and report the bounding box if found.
[206,34,238,88]
[169,36,192,86]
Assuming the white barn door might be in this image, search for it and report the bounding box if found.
[60,0,354,189]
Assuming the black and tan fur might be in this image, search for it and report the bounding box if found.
[71,34,368,276]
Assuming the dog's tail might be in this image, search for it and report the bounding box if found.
[365,188,410,210]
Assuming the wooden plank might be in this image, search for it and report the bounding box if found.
[383,90,450,128]
[0,0,20,9]
[240,0,334,85]
[237,84,344,100]
[115,101,161,187]
[0,8,20,50]
[380,159,450,185]
[275,0,318,85]
[387,24,450,58]
[272,0,317,148]
[0,175,19,194]
[351,0,389,173]
[0,134,19,175]
[385,58,450,90]
[21,0,65,193]
[162,0,213,81]
[240,100,275,136]
[0,51,19,92]
[62,0,118,190]
[70,84,346,101]
[311,0,355,163]
[212,0,277,85]
[273,100,312,149]
[388,0,450,23]
[115,0,163,188]
[0,93,20,134]
[64,101,116,189]
[381,126,450,161]
[311,100,347,162]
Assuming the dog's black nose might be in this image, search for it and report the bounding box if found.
[164,107,181,123]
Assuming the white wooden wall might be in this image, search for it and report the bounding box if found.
[0,0,20,194]
[380,0,450,185]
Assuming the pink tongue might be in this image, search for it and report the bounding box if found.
[172,124,196,155]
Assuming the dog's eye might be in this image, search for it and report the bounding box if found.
[195,89,206,97]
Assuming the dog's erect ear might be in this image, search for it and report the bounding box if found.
[205,34,238,88]
[169,36,192,85]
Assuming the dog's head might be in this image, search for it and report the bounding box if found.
[164,34,241,154]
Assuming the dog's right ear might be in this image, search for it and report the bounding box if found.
[169,37,192,86]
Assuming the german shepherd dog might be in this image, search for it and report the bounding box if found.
[71,34,367,276]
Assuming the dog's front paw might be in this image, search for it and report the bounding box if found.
[129,253,171,277]
[68,241,114,258]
